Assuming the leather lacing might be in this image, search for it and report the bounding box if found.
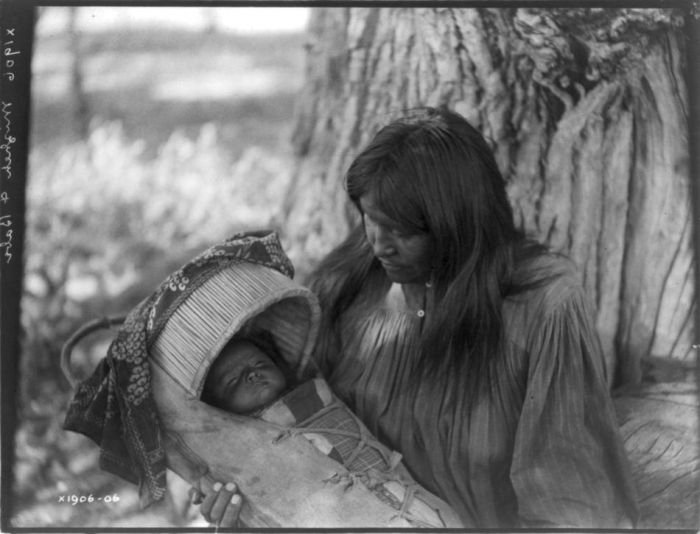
[272,400,445,528]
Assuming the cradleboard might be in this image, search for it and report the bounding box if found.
[65,256,463,528]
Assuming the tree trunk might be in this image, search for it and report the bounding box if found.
[614,378,699,528]
[67,7,89,139]
[282,7,692,389]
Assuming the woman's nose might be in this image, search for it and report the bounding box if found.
[370,227,396,258]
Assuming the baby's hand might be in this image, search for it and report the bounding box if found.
[193,481,242,527]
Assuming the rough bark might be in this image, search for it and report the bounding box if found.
[614,373,699,528]
[283,7,693,387]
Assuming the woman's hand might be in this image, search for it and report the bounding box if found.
[192,481,243,527]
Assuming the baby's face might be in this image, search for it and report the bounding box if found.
[204,339,286,414]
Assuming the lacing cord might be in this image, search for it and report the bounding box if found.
[388,482,442,528]
[272,401,445,527]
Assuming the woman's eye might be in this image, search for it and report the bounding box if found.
[363,212,415,240]
[364,214,394,233]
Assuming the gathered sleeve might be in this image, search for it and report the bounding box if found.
[509,283,638,528]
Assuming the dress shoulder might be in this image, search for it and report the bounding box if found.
[503,253,590,350]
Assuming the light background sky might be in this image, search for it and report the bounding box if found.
[36,6,311,36]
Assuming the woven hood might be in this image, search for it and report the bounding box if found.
[148,234,320,398]
[151,261,320,397]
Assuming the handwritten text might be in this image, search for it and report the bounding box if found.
[0,99,14,263]
[3,28,18,82]
[1,101,14,181]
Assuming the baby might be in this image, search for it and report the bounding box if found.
[201,334,293,416]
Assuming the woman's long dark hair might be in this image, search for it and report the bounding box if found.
[308,107,548,396]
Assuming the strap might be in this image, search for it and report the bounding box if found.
[60,315,126,388]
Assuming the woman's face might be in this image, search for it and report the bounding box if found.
[359,195,434,284]
[203,339,287,415]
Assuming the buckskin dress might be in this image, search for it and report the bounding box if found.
[310,254,638,528]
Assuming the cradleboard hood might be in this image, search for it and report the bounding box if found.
[62,231,463,528]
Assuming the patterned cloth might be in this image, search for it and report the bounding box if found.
[63,230,294,506]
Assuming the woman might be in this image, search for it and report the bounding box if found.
[203,107,638,528]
